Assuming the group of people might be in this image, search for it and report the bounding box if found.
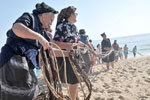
[0,2,88,100]
[0,2,139,100]
[80,32,116,70]
[112,43,137,60]
[90,33,138,70]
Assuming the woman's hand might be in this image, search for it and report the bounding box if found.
[37,35,50,50]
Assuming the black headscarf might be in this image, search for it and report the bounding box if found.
[33,2,58,15]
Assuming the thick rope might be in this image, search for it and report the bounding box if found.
[38,48,64,99]
[68,57,87,99]
[38,42,72,100]
[48,42,72,100]
[68,44,93,100]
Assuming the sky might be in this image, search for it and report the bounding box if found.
[1,0,150,48]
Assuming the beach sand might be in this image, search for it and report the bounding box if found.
[39,56,150,100]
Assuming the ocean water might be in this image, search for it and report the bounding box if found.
[93,33,150,58]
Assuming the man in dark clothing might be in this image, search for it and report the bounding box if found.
[101,32,115,69]
[0,2,58,100]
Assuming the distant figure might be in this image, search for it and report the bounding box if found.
[89,39,95,67]
[101,32,115,70]
[119,47,123,60]
[89,39,95,49]
[96,44,101,54]
[123,44,128,59]
[132,46,137,57]
[96,44,102,64]
[112,40,119,62]
[78,29,92,73]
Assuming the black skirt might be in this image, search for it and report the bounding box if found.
[102,51,115,63]
[0,55,39,100]
[57,57,79,84]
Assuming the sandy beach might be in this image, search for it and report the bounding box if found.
[39,56,150,100]
[81,56,150,100]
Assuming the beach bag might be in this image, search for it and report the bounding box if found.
[0,55,39,100]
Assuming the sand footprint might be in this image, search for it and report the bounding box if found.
[107,89,122,94]
[94,97,101,100]
[147,69,150,75]
[107,97,114,100]
[118,95,125,100]
[144,78,150,83]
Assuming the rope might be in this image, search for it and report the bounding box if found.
[36,41,114,100]
[38,48,63,99]
[68,45,93,100]
[128,50,144,56]
[77,43,114,59]
[38,42,71,100]
[68,57,87,99]
[48,42,72,99]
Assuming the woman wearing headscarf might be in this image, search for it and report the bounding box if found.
[0,2,58,100]
[53,6,83,100]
